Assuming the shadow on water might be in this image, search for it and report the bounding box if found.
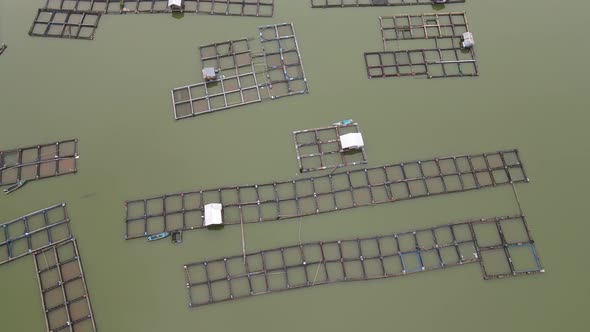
[172,12,184,20]
[207,225,225,231]
[431,4,446,11]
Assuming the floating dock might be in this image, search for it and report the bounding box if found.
[310,0,466,8]
[34,239,97,332]
[184,214,544,308]
[364,12,478,79]
[293,122,368,172]
[125,149,529,240]
[0,139,79,189]
[171,23,308,119]
[0,203,72,266]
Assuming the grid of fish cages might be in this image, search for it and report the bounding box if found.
[171,23,308,119]
[364,13,478,79]
[0,139,79,188]
[379,12,470,49]
[0,203,72,266]
[34,239,97,332]
[124,149,529,240]
[42,0,275,17]
[29,9,101,40]
[293,122,368,173]
[183,215,543,308]
[310,0,466,8]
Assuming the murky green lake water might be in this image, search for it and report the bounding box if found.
[1,1,589,331]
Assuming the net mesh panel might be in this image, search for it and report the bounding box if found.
[0,203,72,265]
[293,123,368,172]
[184,215,543,307]
[34,239,97,332]
[125,149,529,239]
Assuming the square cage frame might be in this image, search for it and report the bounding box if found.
[0,203,72,265]
[0,139,79,187]
[293,123,368,172]
[34,238,97,332]
[183,215,543,308]
[29,9,101,40]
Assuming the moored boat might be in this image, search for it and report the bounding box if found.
[3,180,27,194]
[147,232,170,241]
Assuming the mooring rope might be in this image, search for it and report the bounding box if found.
[511,182,524,216]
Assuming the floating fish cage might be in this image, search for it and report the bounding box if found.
[41,0,275,16]
[171,23,308,119]
[183,214,543,308]
[0,203,72,266]
[310,0,466,8]
[34,239,97,332]
[29,0,276,40]
[365,12,478,79]
[29,9,101,40]
[293,122,368,173]
[0,139,79,189]
[124,149,529,240]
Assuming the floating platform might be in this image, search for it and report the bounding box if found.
[29,9,101,40]
[293,122,368,173]
[0,139,79,189]
[171,23,308,119]
[310,0,466,8]
[125,149,529,240]
[0,203,72,266]
[34,239,97,332]
[43,0,275,16]
[365,13,478,79]
[183,214,544,308]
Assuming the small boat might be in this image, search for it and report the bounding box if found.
[332,119,354,126]
[3,180,27,194]
[147,232,170,241]
[171,231,183,244]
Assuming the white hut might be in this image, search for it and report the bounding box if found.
[461,32,475,49]
[168,0,183,11]
[202,67,217,81]
[339,133,365,151]
[204,203,223,227]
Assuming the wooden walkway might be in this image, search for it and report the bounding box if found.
[311,0,466,8]
[184,214,544,307]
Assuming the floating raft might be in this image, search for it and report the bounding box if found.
[43,0,275,16]
[0,203,72,266]
[365,13,478,79]
[184,214,544,308]
[125,149,529,240]
[0,139,79,189]
[293,122,368,173]
[29,9,102,40]
[34,239,97,332]
[171,23,308,119]
[310,0,466,8]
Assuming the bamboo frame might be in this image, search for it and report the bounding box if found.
[29,9,101,40]
[33,239,97,332]
[310,0,466,8]
[125,149,529,239]
[0,139,79,187]
[184,214,543,308]
[43,0,275,16]
[0,203,72,266]
[293,122,368,173]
